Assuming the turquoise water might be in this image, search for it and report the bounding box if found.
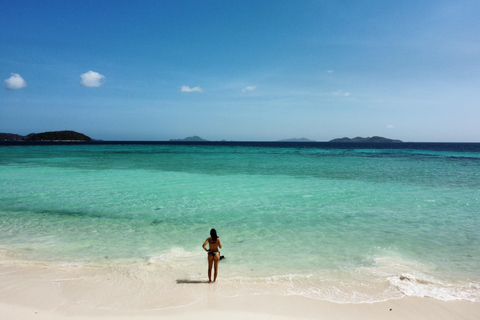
[0,143,479,302]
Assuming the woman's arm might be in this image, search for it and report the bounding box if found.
[218,238,222,249]
[202,238,210,252]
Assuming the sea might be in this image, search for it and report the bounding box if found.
[0,141,479,304]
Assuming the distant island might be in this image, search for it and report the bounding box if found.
[169,136,208,142]
[1,132,402,143]
[329,136,402,143]
[168,136,402,143]
[0,130,93,141]
[278,138,316,142]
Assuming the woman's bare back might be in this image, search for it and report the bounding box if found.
[207,237,220,252]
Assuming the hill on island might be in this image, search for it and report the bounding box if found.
[0,133,24,141]
[329,136,402,143]
[169,136,208,142]
[278,138,316,142]
[1,130,92,141]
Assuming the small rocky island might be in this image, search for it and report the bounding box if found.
[0,130,93,141]
[329,136,402,143]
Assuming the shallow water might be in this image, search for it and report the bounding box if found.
[1,143,479,302]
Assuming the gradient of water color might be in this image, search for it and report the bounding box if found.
[1,143,479,303]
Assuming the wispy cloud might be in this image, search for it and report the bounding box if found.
[4,73,28,90]
[386,124,394,129]
[80,70,105,87]
[242,86,256,93]
[181,85,204,93]
[327,70,334,74]
[333,90,350,97]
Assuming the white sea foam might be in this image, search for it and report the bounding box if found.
[367,256,480,302]
[148,247,202,264]
[389,274,480,302]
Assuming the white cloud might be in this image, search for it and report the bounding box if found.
[181,85,203,93]
[242,86,256,93]
[4,73,28,90]
[80,70,105,87]
[327,70,334,73]
[387,124,394,129]
[333,90,350,97]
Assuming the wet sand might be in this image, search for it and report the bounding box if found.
[1,262,479,320]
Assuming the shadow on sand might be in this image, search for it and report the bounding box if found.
[176,279,210,284]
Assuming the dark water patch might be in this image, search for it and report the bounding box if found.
[2,142,479,190]
[2,207,137,221]
[2,141,480,152]
[37,209,105,219]
[151,219,164,225]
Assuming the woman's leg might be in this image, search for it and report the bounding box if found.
[207,254,214,282]
[213,253,220,282]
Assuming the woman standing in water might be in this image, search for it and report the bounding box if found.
[202,229,222,282]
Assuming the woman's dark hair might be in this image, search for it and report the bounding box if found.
[210,228,218,241]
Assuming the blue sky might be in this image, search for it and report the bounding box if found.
[1,1,479,141]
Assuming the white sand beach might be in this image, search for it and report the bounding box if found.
[1,261,479,320]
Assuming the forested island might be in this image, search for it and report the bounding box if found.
[0,131,93,141]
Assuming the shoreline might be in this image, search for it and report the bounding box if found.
[1,261,479,320]
[2,249,478,304]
